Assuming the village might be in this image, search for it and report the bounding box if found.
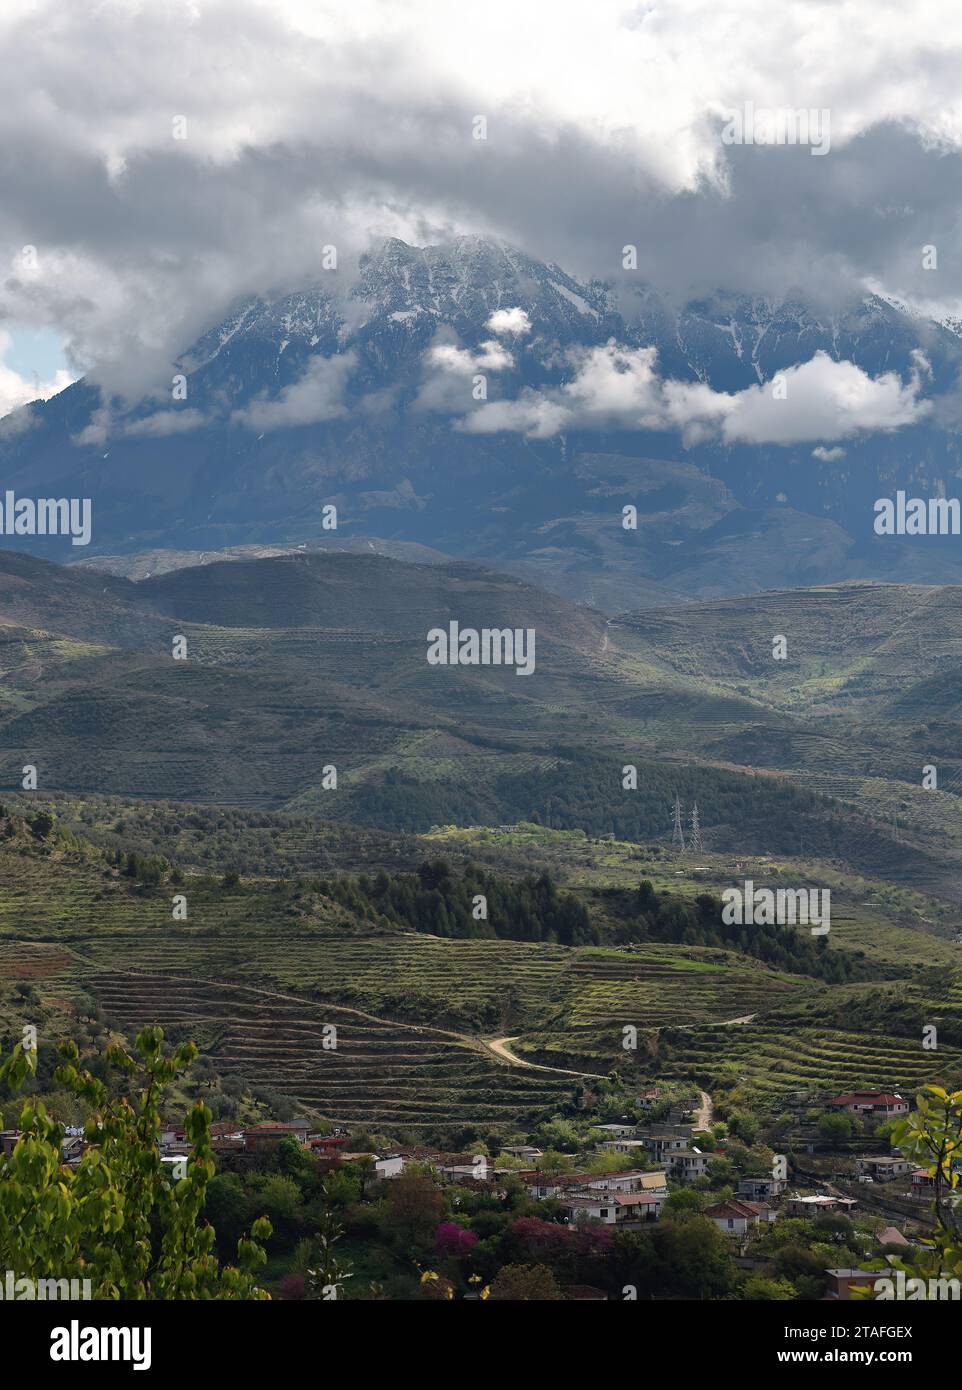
[3,1083,949,1301]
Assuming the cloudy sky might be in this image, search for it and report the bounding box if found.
[2,0,962,414]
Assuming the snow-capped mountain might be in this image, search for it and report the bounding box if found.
[3,235,962,606]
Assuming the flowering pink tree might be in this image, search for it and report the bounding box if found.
[435,1221,479,1260]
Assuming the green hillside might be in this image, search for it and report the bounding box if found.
[1,552,959,900]
[2,797,959,1133]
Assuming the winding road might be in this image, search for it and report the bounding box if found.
[483,1035,605,1079]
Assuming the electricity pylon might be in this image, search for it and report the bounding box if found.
[671,794,686,851]
[689,802,703,853]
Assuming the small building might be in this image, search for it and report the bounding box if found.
[875,1226,910,1249]
[670,1149,709,1182]
[636,1126,693,1156]
[705,1198,776,1235]
[159,1140,192,1159]
[307,1134,348,1171]
[598,1139,649,1156]
[307,1134,347,1154]
[374,1153,406,1180]
[610,1192,666,1223]
[911,1169,936,1200]
[557,1194,619,1224]
[438,1160,492,1182]
[827,1091,910,1120]
[636,1088,661,1111]
[0,1130,21,1159]
[560,1191,664,1228]
[60,1136,85,1167]
[784,1193,858,1218]
[243,1121,311,1151]
[210,1136,245,1158]
[575,1169,666,1196]
[501,1145,543,1161]
[737,1176,786,1201]
[825,1269,881,1300]
[856,1156,912,1182]
[592,1123,638,1139]
[522,1172,571,1199]
[210,1122,244,1140]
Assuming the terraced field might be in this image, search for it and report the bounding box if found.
[562,948,812,1028]
[2,798,958,1133]
[654,1019,962,1100]
[509,962,962,1101]
[68,932,570,1032]
[82,970,578,1130]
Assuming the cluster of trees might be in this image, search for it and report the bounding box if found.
[320,860,596,945]
[607,881,875,984]
[106,846,175,886]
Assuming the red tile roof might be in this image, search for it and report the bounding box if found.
[705,1198,767,1220]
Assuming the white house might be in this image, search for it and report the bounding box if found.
[560,1191,665,1228]
[598,1138,649,1156]
[374,1153,406,1179]
[828,1091,910,1120]
[856,1156,911,1181]
[579,1170,667,1195]
[785,1193,858,1217]
[668,1149,709,1182]
[705,1198,777,1235]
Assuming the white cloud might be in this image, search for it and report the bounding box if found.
[812,445,847,461]
[462,340,929,445]
[124,408,207,438]
[720,352,929,444]
[0,329,74,420]
[233,351,356,431]
[426,340,514,376]
[486,307,532,337]
[460,393,571,438]
[415,335,514,413]
[1,0,962,396]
